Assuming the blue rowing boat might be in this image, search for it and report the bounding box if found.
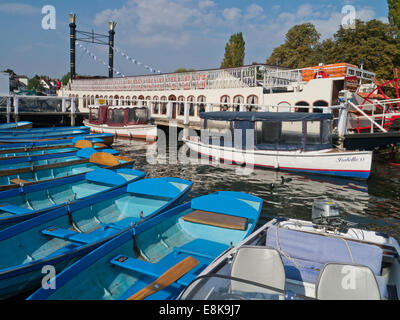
[0,126,89,134]
[0,129,88,142]
[0,132,115,146]
[0,139,108,160]
[0,147,119,171]
[0,167,145,230]
[0,177,192,299]
[0,134,114,150]
[0,122,32,130]
[0,148,134,191]
[28,191,262,300]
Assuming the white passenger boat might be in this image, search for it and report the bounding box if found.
[179,200,400,300]
[183,112,373,179]
[83,105,157,141]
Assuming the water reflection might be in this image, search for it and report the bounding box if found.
[113,138,400,240]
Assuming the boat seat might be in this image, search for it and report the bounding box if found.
[0,204,33,215]
[41,227,95,245]
[41,226,116,245]
[265,226,388,298]
[231,246,286,295]
[174,239,229,261]
[110,254,197,287]
[315,263,381,300]
[181,210,248,231]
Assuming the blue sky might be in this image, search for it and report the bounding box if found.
[0,0,389,79]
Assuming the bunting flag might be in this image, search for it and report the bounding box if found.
[113,46,162,74]
[76,42,125,77]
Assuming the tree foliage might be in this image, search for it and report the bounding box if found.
[221,32,245,69]
[266,23,321,69]
[388,0,400,35]
[266,19,400,80]
[27,75,44,92]
[174,68,195,73]
[61,72,71,86]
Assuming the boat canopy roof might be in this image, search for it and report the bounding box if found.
[200,112,333,122]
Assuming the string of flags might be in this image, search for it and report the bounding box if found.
[76,41,125,77]
[112,46,162,74]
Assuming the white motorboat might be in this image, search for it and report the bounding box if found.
[179,200,400,300]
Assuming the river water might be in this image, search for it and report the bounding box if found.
[114,137,400,241]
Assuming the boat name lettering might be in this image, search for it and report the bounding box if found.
[337,156,364,163]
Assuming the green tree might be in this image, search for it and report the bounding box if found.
[388,0,400,34]
[27,75,44,92]
[3,69,15,76]
[174,68,195,73]
[221,32,245,68]
[61,72,71,86]
[327,19,400,79]
[266,23,321,68]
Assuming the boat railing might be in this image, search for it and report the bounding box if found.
[262,65,375,89]
[347,99,400,133]
[69,65,279,91]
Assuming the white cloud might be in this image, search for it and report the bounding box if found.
[0,3,39,15]
[198,0,215,11]
[222,8,242,23]
[245,4,264,20]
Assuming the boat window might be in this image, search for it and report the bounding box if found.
[321,120,332,144]
[280,121,303,144]
[90,108,99,122]
[179,274,286,300]
[306,121,322,145]
[202,120,234,146]
[255,122,280,144]
[108,109,125,124]
[128,108,148,123]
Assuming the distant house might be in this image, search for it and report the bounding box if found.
[40,77,59,95]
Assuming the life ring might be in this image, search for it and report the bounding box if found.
[314,70,328,79]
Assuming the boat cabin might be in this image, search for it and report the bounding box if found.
[89,105,149,127]
[200,112,333,152]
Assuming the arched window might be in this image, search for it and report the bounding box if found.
[161,96,167,115]
[187,96,195,116]
[220,95,230,111]
[178,96,185,116]
[104,95,108,105]
[91,95,95,105]
[197,95,206,115]
[233,95,244,112]
[131,96,137,106]
[126,96,131,106]
[313,100,328,113]
[247,95,258,111]
[120,96,125,106]
[138,95,144,107]
[153,96,159,114]
[278,102,291,112]
[114,95,119,106]
[82,95,86,108]
[295,101,310,113]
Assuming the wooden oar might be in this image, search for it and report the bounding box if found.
[127,256,199,300]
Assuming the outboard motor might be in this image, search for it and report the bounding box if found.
[312,200,348,232]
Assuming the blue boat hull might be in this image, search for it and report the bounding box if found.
[0,178,193,299]
[28,191,262,300]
